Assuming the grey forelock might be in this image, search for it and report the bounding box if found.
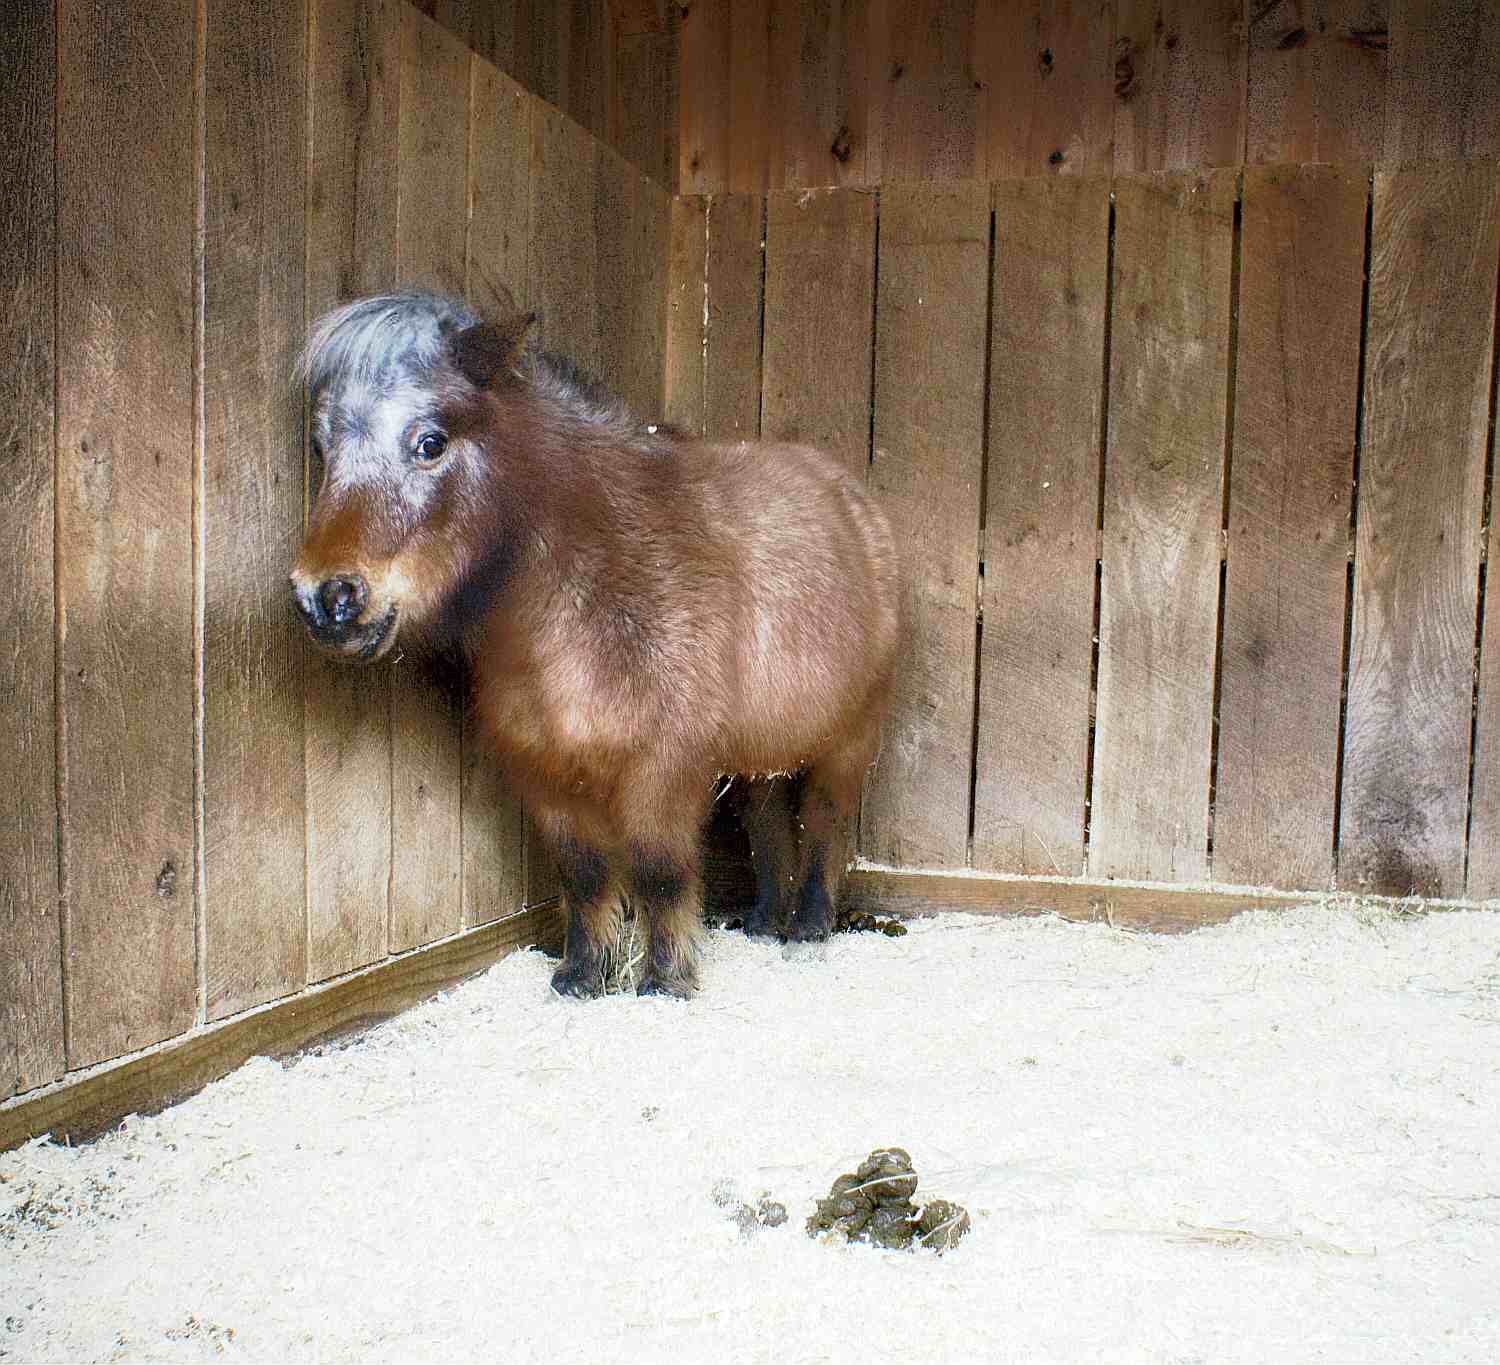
[298,291,480,395]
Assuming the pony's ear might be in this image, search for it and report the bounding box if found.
[452,312,537,389]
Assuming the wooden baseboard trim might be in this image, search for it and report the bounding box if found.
[1,903,563,1153]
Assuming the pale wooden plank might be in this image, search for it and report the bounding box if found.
[0,0,64,1100]
[304,0,400,984]
[760,187,875,475]
[1090,169,1235,883]
[1215,165,1366,891]
[677,0,730,193]
[202,0,311,1019]
[391,7,469,951]
[1112,0,1248,174]
[1341,163,1498,897]
[1246,0,1389,166]
[862,181,989,869]
[56,0,198,1068]
[973,176,1110,877]
[1383,0,1500,164]
[705,193,764,440]
[663,194,708,435]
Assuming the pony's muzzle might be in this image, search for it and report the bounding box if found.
[290,572,395,659]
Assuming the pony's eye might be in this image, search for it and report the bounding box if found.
[414,431,448,464]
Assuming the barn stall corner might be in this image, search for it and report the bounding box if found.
[4,0,1500,1165]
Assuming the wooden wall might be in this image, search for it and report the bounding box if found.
[411,0,678,189]
[0,0,667,1103]
[677,0,1500,193]
[668,162,1500,897]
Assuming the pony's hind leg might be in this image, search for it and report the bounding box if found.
[786,739,872,943]
[736,775,798,939]
[546,816,622,999]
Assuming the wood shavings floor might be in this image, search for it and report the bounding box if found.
[4,906,1499,1362]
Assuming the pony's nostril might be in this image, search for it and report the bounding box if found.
[318,575,367,625]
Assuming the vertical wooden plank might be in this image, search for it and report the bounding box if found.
[770,0,870,190]
[875,0,978,184]
[1215,166,1366,891]
[1091,169,1234,883]
[664,195,709,435]
[1113,0,1248,174]
[729,0,772,191]
[1246,0,1388,166]
[862,181,989,868]
[595,143,670,418]
[304,0,400,982]
[1341,163,1498,898]
[975,0,1116,179]
[529,102,600,373]
[202,0,310,1019]
[1383,0,1500,164]
[760,187,875,475]
[973,176,1109,877]
[678,0,730,193]
[705,193,764,440]
[565,0,613,149]
[391,6,468,951]
[0,0,64,1099]
[617,27,678,189]
[57,0,197,1065]
[462,59,530,929]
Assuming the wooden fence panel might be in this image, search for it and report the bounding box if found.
[56,0,198,1066]
[760,188,875,476]
[1215,165,1366,891]
[878,0,979,185]
[1383,0,1500,164]
[1,0,63,1100]
[1090,170,1234,883]
[202,0,310,1021]
[862,181,989,869]
[676,0,729,194]
[663,194,708,435]
[304,0,400,981]
[391,7,469,950]
[1341,162,1498,897]
[705,193,763,440]
[974,176,1109,877]
[595,143,669,419]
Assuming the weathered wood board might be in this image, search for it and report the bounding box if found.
[663,194,708,435]
[704,193,764,441]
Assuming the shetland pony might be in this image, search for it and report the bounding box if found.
[291,292,900,998]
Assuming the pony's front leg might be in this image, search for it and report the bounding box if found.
[622,778,709,997]
[543,813,622,999]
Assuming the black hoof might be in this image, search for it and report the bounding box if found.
[551,961,605,999]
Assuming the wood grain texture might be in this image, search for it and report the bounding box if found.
[391,7,468,952]
[1090,170,1234,883]
[616,26,677,190]
[727,0,772,191]
[677,0,730,193]
[878,0,979,184]
[202,0,311,1019]
[529,100,601,372]
[463,57,532,929]
[595,142,670,418]
[974,176,1109,877]
[56,0,198,1068]
[704,193,764,440]
[1215,165,1366,891]
[0,905,561,1153]
[0,0,63,1101]
[1113,0,1248,173]
[1383,0,1500,164]
[1246,0,1389,165]
[975,0,1115,178]
[768,0,875,190]
[663,195,708,434]
[304,0,401,982]
[760,187,875,474]
[862,181,989,869]
[1340,163,1498,898]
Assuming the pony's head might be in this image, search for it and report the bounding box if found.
[290,291,533,661]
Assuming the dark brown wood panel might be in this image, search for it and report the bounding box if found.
[304,0,401,982]
[974,176,1110,877]
[202,0,311,1019]
[704,193,764,440]
[1113,1,1248,174]
[862,181,989,869]
[1383,0,1500,164]
[1090,170,1235,883]
[0,0,63,1100]
[56,0,198,1068]
[728,0,772,191]
[391,7,469,951]
[1246,0,1389,166]
[677,0,730,193]
[595,142,670,418]
[616,26,677,191]
[975,0,1115,178]
[1215,165,1366,891]
[530,101,601,372]
[760,187,875,475]
[1340,163,1498,897]
[663,195,708,435]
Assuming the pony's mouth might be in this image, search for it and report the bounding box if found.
[353,605,399,661]
[300,603,399,662]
